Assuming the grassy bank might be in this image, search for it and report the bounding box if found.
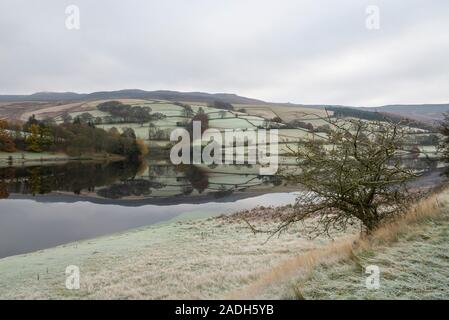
[285,192,449,299]
[0,190,448,300]
[237,190,449,299]
[0,206,347,299]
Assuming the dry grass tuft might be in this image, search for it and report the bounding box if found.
[232,188,448,299]
[227,236,356,299]
[366,191,446,246]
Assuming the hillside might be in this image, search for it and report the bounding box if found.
[1,90,447,125]
[0,89,267,105]
[0,97,441,162]
[364,104,449,124]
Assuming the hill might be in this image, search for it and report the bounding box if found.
[0,89,267,105]
[0,90,447,126]
[363,104,449,124]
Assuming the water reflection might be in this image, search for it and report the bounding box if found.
[0,160,286,203]
[0,156,442,204]
[0,161,140,198]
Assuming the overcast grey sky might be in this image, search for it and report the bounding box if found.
[0,0,448,106]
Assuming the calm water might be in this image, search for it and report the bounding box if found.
[0,192,297,259]
[0,158,443,258]
[0,160,297,258]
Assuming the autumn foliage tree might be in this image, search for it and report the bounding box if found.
[0,120,16,152]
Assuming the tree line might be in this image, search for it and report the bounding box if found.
[0,115,147,160]
[327,106,435,131]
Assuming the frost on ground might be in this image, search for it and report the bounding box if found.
[0,206,345,300]
[1,193,448,300]
[279,195,449,300]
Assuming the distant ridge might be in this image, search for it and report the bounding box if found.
[0,89,448,122]
[362,104,449,123]
[0,89,267,105]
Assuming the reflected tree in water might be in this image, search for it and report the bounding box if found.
[177,165,209,194]
[0,167,15,199]
[0,160,145,197]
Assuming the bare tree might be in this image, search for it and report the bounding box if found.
[273,117,419,236]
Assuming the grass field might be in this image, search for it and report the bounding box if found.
[1,99,438,161]
[0,206,343,299]
[280,193,449,300]
[70,100,281,142]
[235,104,331,123]
[1,189,446,300]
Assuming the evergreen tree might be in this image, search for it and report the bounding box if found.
[26,124,42,152]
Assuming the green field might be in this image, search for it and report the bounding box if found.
[49,100,440,162]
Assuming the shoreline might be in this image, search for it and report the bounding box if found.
[0,152,125,168]
[7,189,297,206]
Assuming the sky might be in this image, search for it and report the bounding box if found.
[0,0,448,106]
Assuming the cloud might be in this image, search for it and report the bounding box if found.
[0,0,448,106]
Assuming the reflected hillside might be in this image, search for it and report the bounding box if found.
[0,156,442,204]
[0,159,292,204]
